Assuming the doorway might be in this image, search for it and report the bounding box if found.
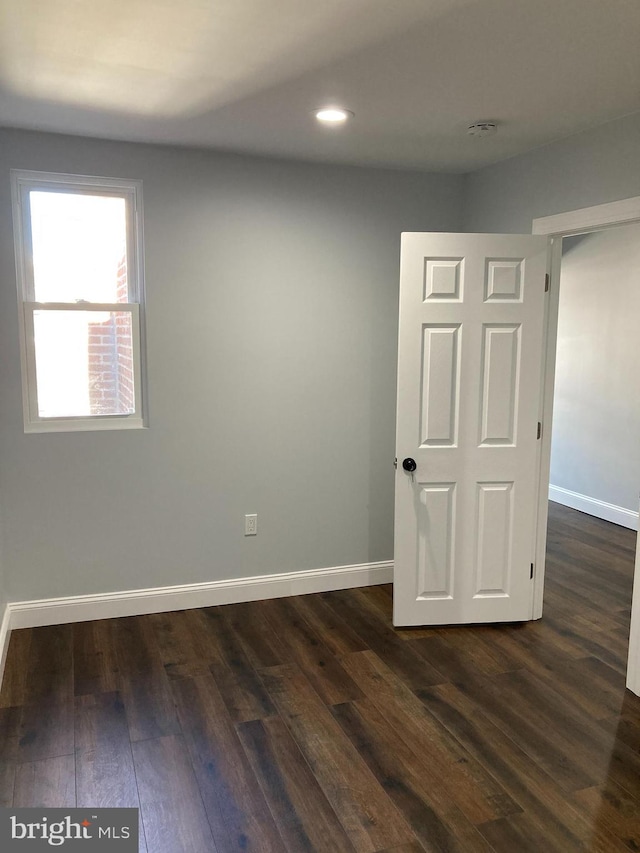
[533,197,640,695]
[550,225,640,530]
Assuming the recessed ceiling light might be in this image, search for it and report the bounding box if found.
[314,107,354,124]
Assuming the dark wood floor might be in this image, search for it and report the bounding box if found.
[1,502,639,852]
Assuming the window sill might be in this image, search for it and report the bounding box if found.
[24,417,147,434]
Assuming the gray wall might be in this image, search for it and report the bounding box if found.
[0,536,4,619]
[463,112,640,233]
[0,128,464,601]
[552,226,640,512]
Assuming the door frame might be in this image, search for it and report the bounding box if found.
[532,195,640,695]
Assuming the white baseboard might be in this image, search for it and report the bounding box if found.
[0,602,11,688]
[6,560,394,631]
[549,485,639,531]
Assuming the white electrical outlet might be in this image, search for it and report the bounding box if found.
[244,514,258,536]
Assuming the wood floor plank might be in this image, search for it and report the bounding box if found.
[478,626,626,721]
[548,528,634,575]
[261,662,417,852]
[191,607,276,722]
[75,692,141,809]
[237,716,356,853]
[544,579,629,634]
[289,594,369,657]
[0,629,32,708]
[0,707,21,766]
[419,682,629,853]
[13,755,76,807]
[18,693,74,763]
[432,628,511,676]
[600,714,640,755]
[18,625,74,762]
[477,813,575,853]
[493,668,640,798]
[411,635,488,684]
[351,585,396,626]
[447,624,528,673]
[574,783,640,851]
[119,668,181,743]
[73,619,120,696]
[508,614,588,661]
[599,692,640,753]
[548,503,636,547]
[148,609,213,680]
[0,763,15,810]
[132,734,217,853]
[340,650,520,825]
[115,615,180,742]
[547,559,630,613]
[349,585,439,643]
[260,597,364,705]
[113,615,162,673]
[0,707,21,807]
[321,589,446,689]
[539,611,629,674]
[440,670,600,793]
[331,699,494,852]
[171,674,285,853]
[21,624,73,699]
[222,601,287,669]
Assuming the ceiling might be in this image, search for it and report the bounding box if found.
[0,0,639,173]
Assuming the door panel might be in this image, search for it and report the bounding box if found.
[474,481,513,595]
[420,324,460,446]
[480,323,521,445]
[394,233,549,626]
[416,482,455,598]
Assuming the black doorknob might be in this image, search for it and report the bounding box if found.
[402,457,417,472]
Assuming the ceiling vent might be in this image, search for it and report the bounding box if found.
[467,122,498,138]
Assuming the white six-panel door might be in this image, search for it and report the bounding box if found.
[394,233,550,626]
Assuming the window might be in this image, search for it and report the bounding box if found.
[11,170,146,432]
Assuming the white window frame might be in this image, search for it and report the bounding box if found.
[11,169,147,433]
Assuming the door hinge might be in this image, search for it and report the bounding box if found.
[537,421,542,440]
[545,273,550,292]
[394,457,398,469]
[530,563,534,579]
